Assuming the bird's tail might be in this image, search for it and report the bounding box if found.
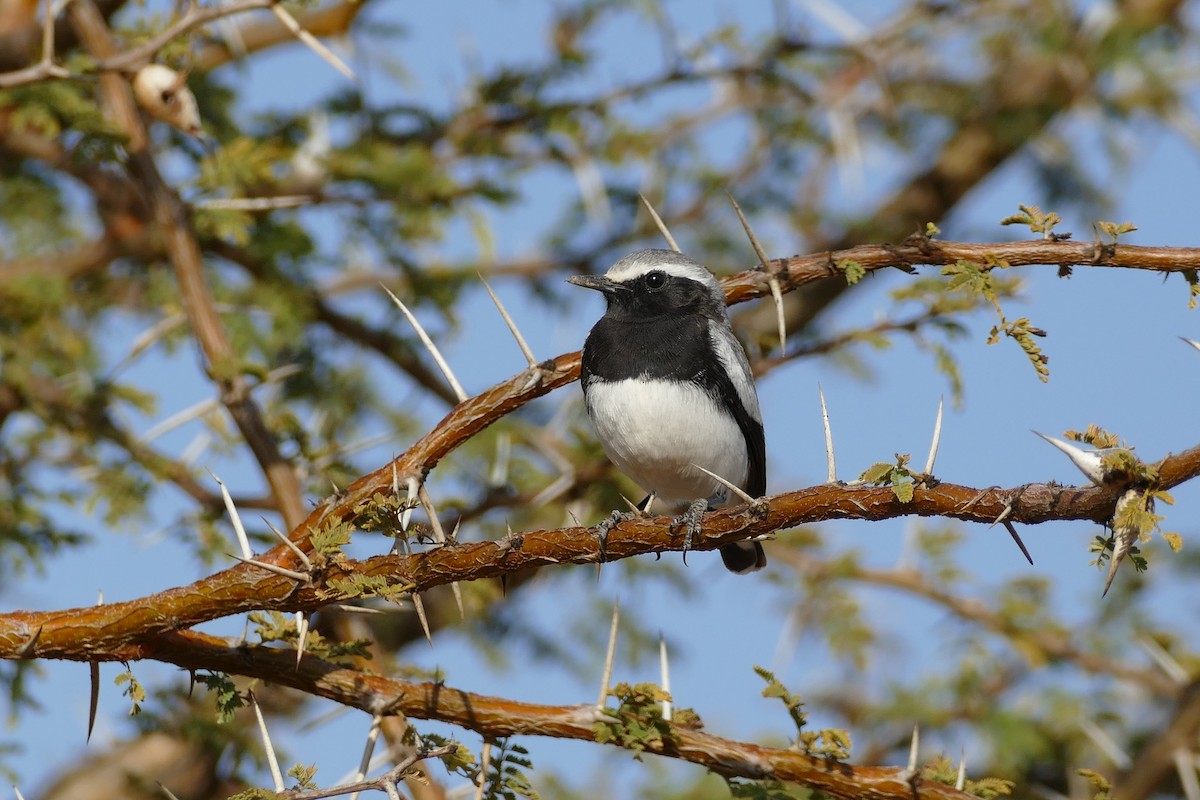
[720,541,766,574]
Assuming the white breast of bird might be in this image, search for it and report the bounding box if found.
[585,377,749,505]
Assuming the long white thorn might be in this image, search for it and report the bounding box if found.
[618,493,643,515]
[691,463,756,505]
[157,783,182,800]
[527,430,577,507]
[769,277,787,358]
[210,470,252,559]
[819,385,837,483]
[479,275,538,369]
[638,193,680,252]
[923,396,944,476]
[1079,715,1131,768]
[348,714,383,800]
[331,603,388,615]
[264,518,312,571]
[597,599,620,710]
[729,193,786,356]
[412,593,433,646]
[110,313,185,377]
[249,691,285,792]
[475,740,493,800]
[269,3,357,82]
[907,723,920,772]
[143,365,301,442]
[13,787,26,800]
[141,397,218,442]
[418,483,465,619]
[295,612,309,669]
[1180,336,1200,353]
[659,632,672,722]
[401,476,419,534]
[381,284,469,403]
[227,554,310,582]
[1175,748,1200,800]
[1136,634,1190,685]
[490,432,512,487]
[1032,431,1107,485]
[955,750,967,790]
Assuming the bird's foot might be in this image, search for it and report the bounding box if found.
[673,498,709,566]
[593,509,637,563]
[748,497,770,520]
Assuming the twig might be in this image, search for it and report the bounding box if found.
[194,195,316,211]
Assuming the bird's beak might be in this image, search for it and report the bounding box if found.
[567,274,620,294]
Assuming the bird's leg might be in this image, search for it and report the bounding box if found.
[593,509,635,562]
[674,498,710,566]
[591,495,655,563]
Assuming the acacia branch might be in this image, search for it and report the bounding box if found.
[3,240,1200,659]
[5,440,1200,662]
[119,629,975,800]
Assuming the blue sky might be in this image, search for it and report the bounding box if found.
[8,1,1200,797]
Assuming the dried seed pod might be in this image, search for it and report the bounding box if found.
[132,63,202,136]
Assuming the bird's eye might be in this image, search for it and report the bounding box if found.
[644,271,667,290]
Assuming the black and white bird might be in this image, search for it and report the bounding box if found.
[568,249,767,573]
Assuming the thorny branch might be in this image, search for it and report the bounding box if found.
[3,230,1200,659]
[4,441,1200,661]
[118,630,978,800]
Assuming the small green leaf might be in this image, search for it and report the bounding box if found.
[115,666,145,715]
[859,462,893,484]
[837,260,866,285]
[287,763,318,789]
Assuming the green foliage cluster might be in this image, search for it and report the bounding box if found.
[859,453,916,503]
[754,667,850,760]
[593,682,679,759]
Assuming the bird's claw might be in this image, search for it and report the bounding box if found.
[674,498,709,566]
[593,509,637,563]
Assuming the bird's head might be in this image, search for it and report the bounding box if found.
[567,249,727,320]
